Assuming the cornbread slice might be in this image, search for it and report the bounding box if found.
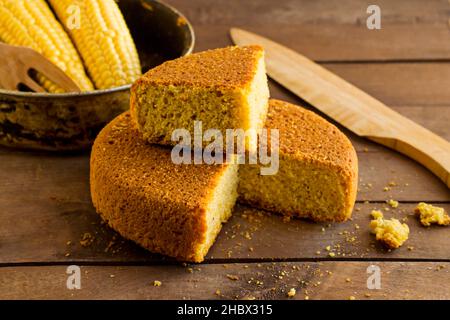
[238,99,358,222]
[130,45,269,151]
[370,210,409,249]
[90,112,239,262]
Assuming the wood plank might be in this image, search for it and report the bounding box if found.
[323,63,450,106]
[1,262,449,299]
[1,195,449,264]
[167,0,450,61]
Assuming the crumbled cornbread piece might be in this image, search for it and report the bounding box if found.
[370,210,409,249]
[329,252,336,257]
[287,288,296,297]
[415,202,450,227]
[348,296,356,300]
[226,274,239,281]
[153,280,162,287]
[387,199,399,208]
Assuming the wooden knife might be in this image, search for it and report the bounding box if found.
[230,28,450,188]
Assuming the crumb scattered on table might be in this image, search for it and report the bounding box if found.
[415,202,450,227]
[370,210,409,249]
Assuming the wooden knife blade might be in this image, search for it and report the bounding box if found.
[230,28,450,188]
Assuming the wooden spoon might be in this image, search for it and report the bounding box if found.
[0,42,81,93]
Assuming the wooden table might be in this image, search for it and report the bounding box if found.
[1,0,449,300]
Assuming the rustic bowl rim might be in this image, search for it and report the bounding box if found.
[0,0,195,99]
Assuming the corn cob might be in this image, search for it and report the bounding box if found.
[0,0,94,92]
[48,0,142,90]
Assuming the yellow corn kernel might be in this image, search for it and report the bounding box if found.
[0,0,94,92]
[48,0,141,90]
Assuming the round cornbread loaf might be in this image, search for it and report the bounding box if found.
[90,112,239,262]
[238,99,358,222]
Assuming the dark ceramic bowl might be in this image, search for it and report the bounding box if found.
[0,0,194,151]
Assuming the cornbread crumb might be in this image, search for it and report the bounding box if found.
[226,274,239,281]
[371,210,384,219]
[329,252,336,257]
[415,202,450,227]
[387,199,399,208]
[153,280,162,287]
[287,288,296,297]
[348,296,356,300]
[215,289,221,296]
[370,210,409,249]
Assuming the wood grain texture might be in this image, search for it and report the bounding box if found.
[167,0,450,61]
[1,186,449,263]
[1,262,449,299]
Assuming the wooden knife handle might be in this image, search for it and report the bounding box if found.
[368,121,450,188]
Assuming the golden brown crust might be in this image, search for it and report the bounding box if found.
[90,112,231,262]
[239,99,358,222]
[269,100,358,220]
[131,45,264,90]
[267,99,357,176]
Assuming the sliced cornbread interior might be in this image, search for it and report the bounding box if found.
[90,112,239,262]
[130,45,269,151]
[238,99,358,222]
